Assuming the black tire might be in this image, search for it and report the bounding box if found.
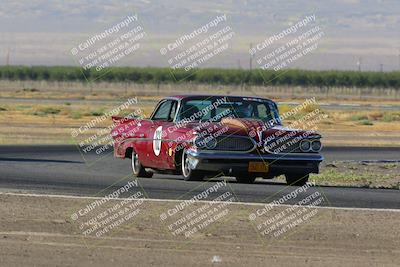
[181,150,204,181]
[285,173,309,186]
[131,150,153,178]
[235,175,257,184]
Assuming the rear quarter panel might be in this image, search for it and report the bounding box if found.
[111,117,152,159]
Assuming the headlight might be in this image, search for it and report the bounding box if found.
[311,140,322,152]
[194,136,217,150]
[300,140,311,152]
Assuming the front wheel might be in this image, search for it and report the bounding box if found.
[181,150,204,181]
[285,173,309,186]
[131,150,153,178]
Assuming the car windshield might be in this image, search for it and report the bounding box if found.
[177,96,281,125]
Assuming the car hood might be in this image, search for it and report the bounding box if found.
[187,118,320,143]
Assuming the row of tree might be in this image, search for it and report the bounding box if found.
[0,65,399,88]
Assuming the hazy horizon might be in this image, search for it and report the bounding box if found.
[1,0,399,72]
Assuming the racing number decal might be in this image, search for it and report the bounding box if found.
[153,126,163,156]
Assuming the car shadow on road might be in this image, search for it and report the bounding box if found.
[0,157,83,164]
[153,175,398,191]
[207,177,287,186]
[152,174,288,186]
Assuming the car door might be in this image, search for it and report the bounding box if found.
[145,99,178,169]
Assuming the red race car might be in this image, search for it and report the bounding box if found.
[111,95,323,185]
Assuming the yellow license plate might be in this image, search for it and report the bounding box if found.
[248,162,269,173]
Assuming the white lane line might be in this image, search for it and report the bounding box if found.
[1,191,399,212]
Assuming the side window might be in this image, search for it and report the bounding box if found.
[152,100,172,121]
[179,100,212,121]
[152,100,178,121]
[257,103,276,121]
[257,104,268,118]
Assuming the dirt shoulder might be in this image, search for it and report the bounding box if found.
[0,193,399,267]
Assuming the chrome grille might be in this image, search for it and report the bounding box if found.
[214,135,254,151]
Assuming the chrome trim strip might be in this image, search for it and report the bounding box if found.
[173,99,182,122]
[120,137,192,143]
[187,150,324,162]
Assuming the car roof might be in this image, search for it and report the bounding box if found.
[167,94,274,102]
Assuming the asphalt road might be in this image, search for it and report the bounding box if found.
[0,145,399,209]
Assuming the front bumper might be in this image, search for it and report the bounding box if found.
[186,150,324,176]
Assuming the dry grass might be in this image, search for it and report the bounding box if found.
[311,162,400,189]
[1,102,399,145]
[0,80,399,145]
[1,80,400,103]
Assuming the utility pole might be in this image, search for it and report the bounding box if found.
[380,63,383,72]
[237,59,242,69]
[357,57,362,72]
[398,48,400,71]
[6,48,10,65]
[249,43,253,71]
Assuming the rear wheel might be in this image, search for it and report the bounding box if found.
[285,173,309,186]
[131,150,153,178]
[235,174,256,184]
[181,150,204,181]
